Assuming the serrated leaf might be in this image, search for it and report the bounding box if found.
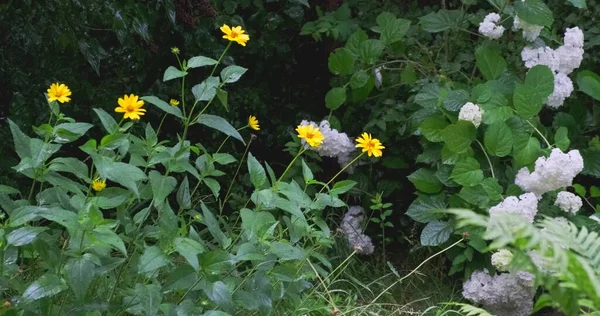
[581,148,600,178]
[247,153,267,188]
[201,203,232,249]
[350,71,370,89]
[149,170,177,206]
[554,126,570,151]
[301,159,313,183]
[408,168,443,193]
[451,158,484,187]
[406,195,445,223]
[514,0,553,27]
[177,177,191,210]
[484,121,513,157]
[65,256,96,301]
[442,121,477,153]
[481,178,503,201]
[419,9,466,32]
[475,45,507,80]
[192,76,220,102]
[330,180,356,195]
[270,242,305,260]
[577,70,600,101]
[92,155,146,196]
[359,39,385,64]
[138,245,170,275]
[381,18,411,44]
[328,48,355,75]
[174,237,205,271]
[21,274,67,303]
[420,116,449,142]
[513,134,542,167]
[325,87,347,110]
[420,221,452,246]
[6,226,48,246]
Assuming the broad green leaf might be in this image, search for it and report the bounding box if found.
[301,159,313,183]
[53,123,93,143]
[8,119,32,160]
[444,89,469,111]
[330,180,356,195]
[206,281,234,313]
[0,185,19,195]
[513,134,542,166]
[442,121,477,153]
[420,116,449,142]
[401,64,418,85]
[350,70,370,89]
[419,9,466,32]
[93,155,146,196]
[567,0,586,8]
[213,153,237,165]
[514,0,553,27]
[241,209,276,241]
[216,88,228,111]
[174,237,205,271]
[177,177,192,210]
[483,106,514,124]
[451,158,484,187]
[408,168,443,193]
[142,96,184,119]
[93,108,119,134]
[65,256,96,301]
[381,18,411,44]
[406,195,445,223]
[187,56,218,68]
[376,12,396,27]
[7,227,48,246]
[138,245,170,275]
[484,121,513,157]
[420,221,452,246]
[247,153,267,188]
[197,114,245,144]
[345,30,368,56]
[192,76,220,102]
[459,185,491,208]
[577,70,600,101]
[21,274,67,303]
[359,39,385,64]
[221,65,247,83]
[29,138,61,169]
[203,178,221,199]
[573,184,587,197]
[149,170,177,206]
[163,66,187,82]
[475,45,506,80]
[481,177,503,201]
[525,65,555,102]
[513,83,540,119]
[581,148,600,178]
[328,48,355,75]
[90,226,127,256]
[134,283,162,316]
[554,126,570,151]
[270,242,305,260]
[201,203,232,248]
[325,87,347,110]
[591,186,600,198]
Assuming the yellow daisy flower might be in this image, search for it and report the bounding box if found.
[220,24,250,46]
[92,178,106,192]
[248,115,260,131]
[355,133,385,157]
[47,83,72,103]
[169,99,180,106]
[296,124,325,148]
[115,94,146,120]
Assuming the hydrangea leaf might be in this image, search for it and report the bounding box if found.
[514,0,554,27]
[475,45,507,80]
[420,116,449,143]
[328,48,355,75]
[513,134,542,167]
[420,221,452,246]
[406,195,445,223]
[325,87,347,110]
[484,121,513,157]
[554,126,570,151]
[408,168,443,193]
[576,70,600,101]
[442,121,477,153]
[451,158,484,187]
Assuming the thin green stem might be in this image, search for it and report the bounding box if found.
[318,153,364,194]
[215,136,231,154]
[219,137,254,214]
[525,120,552,148]
[476,140,495,179]
[275,148,306,187]
[210,42,232,77]
[155,113,168,137]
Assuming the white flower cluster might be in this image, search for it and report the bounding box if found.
[515,149,584,196]
[489,193,539,223]
[479,13,505,39]
[299,120,356,168]
[513,16,544,42]
[491,249,513,272]
[554,191,583,214]
[520,27,584,108]
[462,269,535,316]
[340,206,374,255]
[458,102,483,128]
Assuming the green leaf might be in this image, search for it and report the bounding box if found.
[301,159,313,184]
[90,226,127,256]
[381,18,411,44]
[177,177,192,210]
[64,256,96,301]
[163,66,187,82]
[359,39,385,64]
[442,121,477,153]
[350,70,370,89]
[192,76,220,102]
[28,138,61,168]
[138,245,170,275]
[573,184,587,197]
[345,30,368,56]
[444,89,469,111]
[554,126,570,151]
[577,70,600,101]
[513,83,541,119]
[206,281,234,313]
[419,9,466,32]
[325,87,347,110]
[213,153,237,165]
[142,96,184,119]
[451,158,484,187]
[0,185,19,195]
[328,48,355,75]
[406,195,445,223]
[93,108,118,134]
[247,153,267,188]
[21,274,68,303]
[567,0,586,8]
[481,178,503,201]
[483,106,514,124]
[420,116,449,142]
[526,65,555,101]
[201,203,232,249]
[330,180,357,195]
[408,168,443,193]
[174,237,205,271]
[8,119,31,160]
[220,65,248,83]
[197,114,245,144]
[53,123,93,143]
[484,121,514,157]
[420,221,452,246]
[133,283,162,316]
[513,134,542,167]
[475,45,507,80]
[149,170,177,206]
[216,88,228,111]
[270,242,306,260]
[187,56,218,68]
[93,155,146,196]
[514,0,554,27]
[376,12,396,28]
[6,227,48,246]
[591,186,600,198]
[581,148,600,178]
[203,178,221,199]
[401,64,418,85]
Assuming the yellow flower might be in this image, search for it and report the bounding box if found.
[171,47,180,54]
[47,83,72,103]
[220,24,250,46]
[92,178,106,192]
[169,99,180,106]
[115,94,146,120]
[248,115,260,131]
[355,133,385,157]
[296,124,325,148]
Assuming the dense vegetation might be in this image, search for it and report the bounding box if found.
[1,0,600,315]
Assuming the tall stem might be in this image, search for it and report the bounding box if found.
[476,140,495,179]
[318,153,364,194]
[219,136,253,214]
[526,120,552,148]
[275,148,306,187]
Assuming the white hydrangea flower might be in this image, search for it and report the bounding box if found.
[554,191,583,214]
[513,16,544,42]
[545,73,574,108]
[563,26,584,48]
[515,149,584,196]
[340,206,374,255]
[479,13,505,39]
[521,46,559,72]
[299,120,356,159]
[489,193,539,223]
[458,102,483,128]
[462,269,535,316]
[491,249,513,271]
[554,46,584,75]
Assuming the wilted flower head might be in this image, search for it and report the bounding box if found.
[515,149,584,196]
[489,193,539,223]
[479,13,505,39]
[458,102,483,128]
[340,206,374,255]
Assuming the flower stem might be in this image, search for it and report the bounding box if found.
[476,140,495,179]
[318,152,364,194]
[275,148,306,187]
[220,136,254,215]
[210,42,232,78]
[526,120,552,148]
[155,113,168,137]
